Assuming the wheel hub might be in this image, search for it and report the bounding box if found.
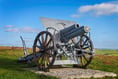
[40,46,46,52]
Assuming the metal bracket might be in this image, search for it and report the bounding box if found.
[20,36,28,56]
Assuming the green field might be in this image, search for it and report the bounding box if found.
[0,47,58,79]
[0,46,118,79]
[96,49,118,56]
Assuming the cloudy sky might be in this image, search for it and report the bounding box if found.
[0,0,118,49]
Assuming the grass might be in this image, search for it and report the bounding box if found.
[88,49,118,79]
[0,46,118,79]
[89,55,118,79]
[95,49,118,56]
[0,49,38,79]
[0,47,58,79]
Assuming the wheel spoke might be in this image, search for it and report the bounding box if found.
[83,39,87,46]
[46,38,52,47]
[38,55,43,65]
[83,50,93,55]
[46,46,54,51]
[45,33,48,44]
[83,55,88,62]
[44,55,47,68]
[48,56,51,64]
[80,56,84,66]
[79,36,83,46]
[45,55,49,65]
[38,38,42,46]
[82,46,89,49]
[46,51,53,56]
[41,34,45,45]
[36,45,41,48]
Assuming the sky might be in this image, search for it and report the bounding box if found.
[0,0,118,49]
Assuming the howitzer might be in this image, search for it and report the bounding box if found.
[18,17,95,72]
[60,24,90,43]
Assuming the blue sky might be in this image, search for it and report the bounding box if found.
[0,0,118,49]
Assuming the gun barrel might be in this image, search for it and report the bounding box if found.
[60,24,90,43]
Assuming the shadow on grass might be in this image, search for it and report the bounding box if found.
[0,56,28,72]
[0,57,59,79]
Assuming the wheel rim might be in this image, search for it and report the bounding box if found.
[33,31,56,70]
[76,35,94,68]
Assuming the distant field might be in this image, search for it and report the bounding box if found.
[0,46,118,79]
[95,49,118,56]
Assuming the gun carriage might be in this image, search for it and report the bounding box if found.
[18,17,95,71]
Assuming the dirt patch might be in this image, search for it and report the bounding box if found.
[25,67,117,79]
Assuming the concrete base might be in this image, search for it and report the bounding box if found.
[25,67,117,79]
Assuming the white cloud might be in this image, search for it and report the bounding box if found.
[71,14,81,18]
[4,25,40,33]
[71,2,118,17]
[79,3,118,15]
[4,25,14,28]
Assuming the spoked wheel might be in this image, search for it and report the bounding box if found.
[33,31,56,71]
[75,35,94,68]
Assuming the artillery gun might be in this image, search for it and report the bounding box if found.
[18,17,95,71]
